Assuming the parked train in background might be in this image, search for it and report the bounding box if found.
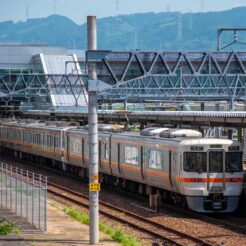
[0,119,243,213]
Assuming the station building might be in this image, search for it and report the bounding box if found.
[0,43,87,112]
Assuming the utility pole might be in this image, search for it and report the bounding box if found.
[26,5,29,21]
[54,0,57,15]
[87,16,99,245]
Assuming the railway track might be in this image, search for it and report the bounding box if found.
[1,156,246,245]
[156,202,246,236]
[48,182,214,246]
[206,214,246,235]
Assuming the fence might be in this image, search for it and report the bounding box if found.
[0,162,47,231]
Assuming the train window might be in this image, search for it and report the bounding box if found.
[47,135,50,146]
[25,131,32,143]
[3,129,7,139]
[29,132,32,143]
[50,135,54,147]
[184,152,206,172]
[105,143,109,160]
[226,152,242,172]
[148,149,162,170]
[70,137,81,154]
[46,135,53,147]
[55,135,60,148]
[84,139,87,154]
[62,134,65,149]
[35,134,40,145]
[16,131,20,141]
[9,129,15,140]
[8,130,14,140]
[48,135,52,147]
[209,152,223,173]
[125,146,138,165]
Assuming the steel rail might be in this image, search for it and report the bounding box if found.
[48,182,214,246]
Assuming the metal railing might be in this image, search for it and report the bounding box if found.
[0,163,47,231]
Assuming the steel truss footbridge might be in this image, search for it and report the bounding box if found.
[1,50,246,106]
[86,50,246,104]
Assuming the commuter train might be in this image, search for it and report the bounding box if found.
[0,119,243,213]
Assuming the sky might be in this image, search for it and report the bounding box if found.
[1,0,246,24]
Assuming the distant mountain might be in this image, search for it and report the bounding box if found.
[1,7,246,51]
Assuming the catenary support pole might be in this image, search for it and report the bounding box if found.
[87,16,99,245]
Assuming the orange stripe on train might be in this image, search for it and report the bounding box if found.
[176,177,243,183]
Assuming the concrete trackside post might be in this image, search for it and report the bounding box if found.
[87,15,99,245]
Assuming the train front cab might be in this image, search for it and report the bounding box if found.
[179,140,243,212]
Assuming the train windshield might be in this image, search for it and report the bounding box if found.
[226,152,242,172]
[184,152,206,172]
[209,151,223,173]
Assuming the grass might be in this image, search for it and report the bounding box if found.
[64,207,140,246]
[0,217,16,235]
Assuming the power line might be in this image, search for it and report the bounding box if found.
[54,0,57,15]
[177,13,182,40]
[200,0,205,12]
[26,5,29,21]
[166,3,170,12]
[115,0,119,13]
[188,10,193,30]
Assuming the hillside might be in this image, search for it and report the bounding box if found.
[1,7,246,50]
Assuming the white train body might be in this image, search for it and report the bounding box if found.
[0,121,243,212]
[176,138,242,212]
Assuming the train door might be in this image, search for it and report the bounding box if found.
[171,151,178,190]
[44,133,47,155]
[169,150,173,188]
[57,134,60,158]
[52,134,55,156]
[207,150,225,191]
[140,146,147,181]
[40,132,43,154]
[100,137,110,174]
[33,133,36,153]
[82,138,85,166]
[176,153,183,190]
[117,143,121,174]
[99,140,102,170]
[109,135,113,175]
[66,135,70,163]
